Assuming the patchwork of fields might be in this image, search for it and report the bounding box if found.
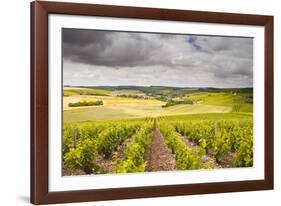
[62,87,246,123]
[64,98,231,123]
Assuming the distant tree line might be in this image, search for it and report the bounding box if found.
[162,99,195,108]
[117,94,149,99]
[68,100,103,107]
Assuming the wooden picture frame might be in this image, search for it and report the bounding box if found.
[31,0,274,204]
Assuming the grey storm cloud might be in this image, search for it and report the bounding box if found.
[63,29,167,67]
[62,28,253,88]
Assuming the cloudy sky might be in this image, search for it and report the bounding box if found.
[62,28,253,88]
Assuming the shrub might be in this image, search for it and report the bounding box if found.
[68,100,103,107]
[64,139,97,174]
[162,99,194,108]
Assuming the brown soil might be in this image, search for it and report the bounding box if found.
[200,155,221,169]
[146,127,176,172]
[218,152,236,168]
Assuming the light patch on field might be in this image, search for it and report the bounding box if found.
[103,98,162,106]
[64,95,163,110]
[64,87,84,90]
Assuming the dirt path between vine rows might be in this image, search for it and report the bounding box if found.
[146,127,176,172]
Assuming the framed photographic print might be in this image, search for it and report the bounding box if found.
[30,1,274,204]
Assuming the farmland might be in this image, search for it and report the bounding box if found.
[63,86,253,175]
[63,86,247,123]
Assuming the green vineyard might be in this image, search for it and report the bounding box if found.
[63,113,253,175]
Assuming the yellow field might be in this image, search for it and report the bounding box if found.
[63,95,163,110]
[63,94,231,123]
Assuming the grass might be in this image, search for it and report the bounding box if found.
[63,88,111,97]
[187,92,253,112]
[64,112,252,126]
[161,104,231,116]
[160,112,252,121]
[63,106,138,123]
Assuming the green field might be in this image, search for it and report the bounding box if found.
[187,92,253,112]
[63,87,111,97]
[159,112,252,121]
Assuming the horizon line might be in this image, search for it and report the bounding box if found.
[63,85,253,89]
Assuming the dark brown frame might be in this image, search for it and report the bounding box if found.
[31,0,274,204]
